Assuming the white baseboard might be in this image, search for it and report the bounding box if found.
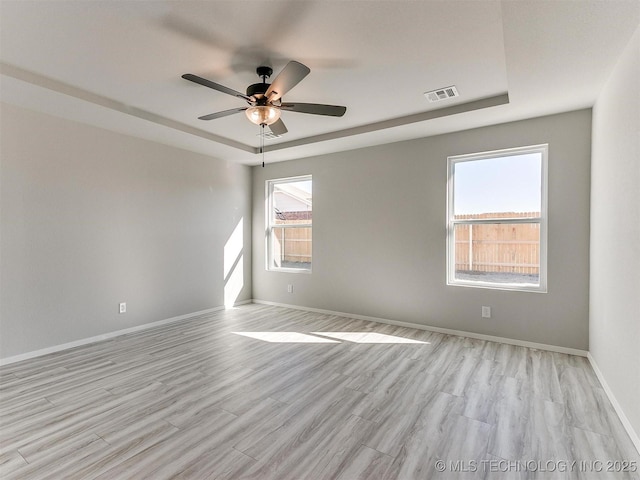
[252,299,588,357]
[588,353,640,455]
[0,300,252,366]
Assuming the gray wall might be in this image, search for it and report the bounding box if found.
[253,110,592,350]
[590,26,640,442]
[1,102,252,359]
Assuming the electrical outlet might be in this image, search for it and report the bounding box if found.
[119,302,126,314]
[481,306,491,318]
[287,284,293,293]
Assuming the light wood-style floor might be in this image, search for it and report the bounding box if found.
[1,304,638,479]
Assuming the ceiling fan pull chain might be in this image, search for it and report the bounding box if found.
[262,124,265,168]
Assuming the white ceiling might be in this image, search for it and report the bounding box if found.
[1,0,638,165]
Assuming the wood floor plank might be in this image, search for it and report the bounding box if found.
[93,411,240,479]
[333,444,395,480]
[352,363,439,423]
[560,365,616,436]
[380,391,462,480]
[265,413,377,480]
[171,446,256,480]
[7,434,109,480]
[0,387,116,453]
[66,420,180,479]
[237,386,367,465]
[521,396,573,464]
[0,304,637,479]
[0,450,28,477]
[458,374,508,425]
[433,414,493,479]
[1,383,165,457]
[0,398,55,429]
[568,427,638,480]
[486,376,531,460]
[525,349,564,403]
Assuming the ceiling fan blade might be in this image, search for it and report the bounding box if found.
[269,118,288,136]
[280,103,346,117]
[198,107,247,121]
[265,61,310,102]
[182,74,254,102]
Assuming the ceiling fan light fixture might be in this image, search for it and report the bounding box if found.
[245,105,281,126]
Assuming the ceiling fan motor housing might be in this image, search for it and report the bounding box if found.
[247,82,270,100]
[248,66,274,101]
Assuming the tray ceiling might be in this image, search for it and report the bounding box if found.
[1,1,638,164]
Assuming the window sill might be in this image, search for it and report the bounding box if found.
[267,267,312,274]
[447,280,547,294]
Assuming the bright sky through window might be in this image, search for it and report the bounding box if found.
[454,153,542,215]
[294,180,312,194]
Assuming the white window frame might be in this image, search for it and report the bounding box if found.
[446,144,548,293]
[266,175,312,273]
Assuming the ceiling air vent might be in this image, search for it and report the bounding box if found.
[424,85,459,103]
[257,130,283,140]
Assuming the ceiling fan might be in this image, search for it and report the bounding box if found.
[182,61,346,136]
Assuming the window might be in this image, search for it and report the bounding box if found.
[267,176,312,272]
[447,145,548,292]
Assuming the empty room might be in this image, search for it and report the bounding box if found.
[1,1,639,478]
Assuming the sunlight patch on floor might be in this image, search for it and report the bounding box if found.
[312,332,428,344]
[232,332,340,343]
[231,330,429,344]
